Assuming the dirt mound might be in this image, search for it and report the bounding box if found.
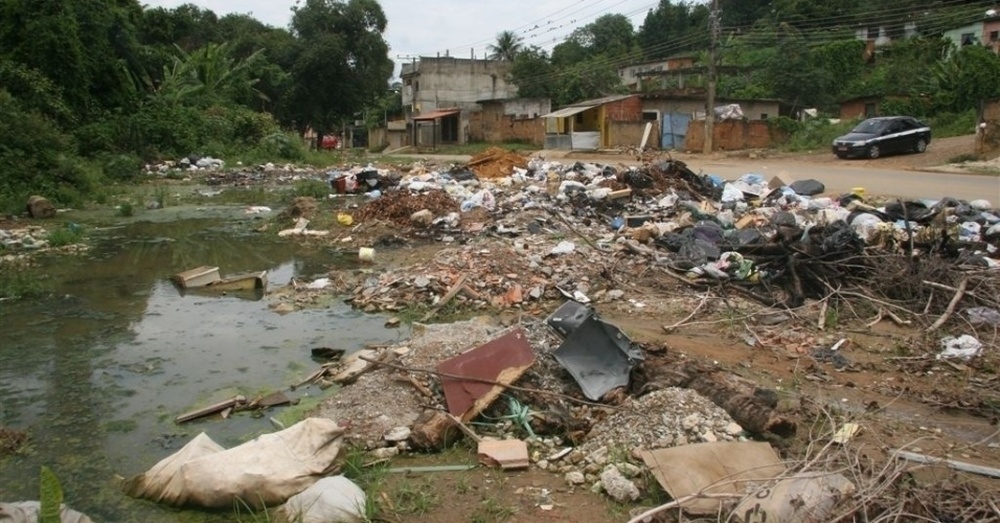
[280,197,318,220]
[468,147,529,179]
[353,190,459,226]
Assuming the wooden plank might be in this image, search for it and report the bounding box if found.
[175,395,245,423]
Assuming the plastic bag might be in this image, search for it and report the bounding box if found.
[276,476,366,523]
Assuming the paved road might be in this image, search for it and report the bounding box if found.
[695,158,1000,202]
[387,152,999,203]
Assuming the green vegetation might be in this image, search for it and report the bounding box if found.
[507,0,1000,125]
[0,264,48,299]
[1,0,393,211]
[46,224,85,247]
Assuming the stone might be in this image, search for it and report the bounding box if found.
[682,413,702,431]
[26,196,55,219]
[536,460,550,470]
[607,289,625,300]
[586,446,609,465]
[383,426,411,442]
[617,463,642,478]
[370,446,400,459]
[411,209,434,227]
[414,276,431,288]
[600,465,641,502]
[725,422,744,436]
[565,471,585,485]
[701,432,718,443]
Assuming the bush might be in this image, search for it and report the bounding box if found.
[258,132,305,160]
[292,179,330,199]
[782,118,855,152]
[927,110,976,139]
[103,154,143,181]
[47,224,85,247]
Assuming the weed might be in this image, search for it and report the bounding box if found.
[340,447,387,521]
[117,201,134,217]
[471,496,517,523]
[153,184,168,208]
[46,224,84,247]
[387,480,439,515]
[292,179,331,200]
[825,306,840,329]
[0,263,47,299]
[948,153,980,164]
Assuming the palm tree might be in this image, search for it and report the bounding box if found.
[489,30,523,61]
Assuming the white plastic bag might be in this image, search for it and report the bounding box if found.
[277,476,366,523]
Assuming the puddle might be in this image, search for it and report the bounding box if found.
[0,214,399,521]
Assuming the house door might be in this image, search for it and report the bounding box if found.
[662,112,690,149]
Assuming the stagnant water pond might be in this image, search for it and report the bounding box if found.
[0,209,399,521]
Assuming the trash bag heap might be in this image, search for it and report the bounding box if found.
[341,153,998,320]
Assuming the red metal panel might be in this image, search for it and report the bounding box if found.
[436,328,535,419]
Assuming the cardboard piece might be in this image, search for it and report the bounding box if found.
[477,439,529,470]
[640,441,785,515]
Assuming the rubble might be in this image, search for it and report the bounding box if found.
[467,146,528,179]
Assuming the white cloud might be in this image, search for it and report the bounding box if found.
[141,0,658,63]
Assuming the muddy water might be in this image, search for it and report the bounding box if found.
[0,213,397,521]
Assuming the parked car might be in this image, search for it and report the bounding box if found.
[832,116,931,159]
[320,135,340,150]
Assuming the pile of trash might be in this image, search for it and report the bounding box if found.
[341,153,998,319]
[466,146,529,179]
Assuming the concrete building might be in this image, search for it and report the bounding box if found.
[400,56,514,147]
[618,55,697,91]
[944,21,985,49]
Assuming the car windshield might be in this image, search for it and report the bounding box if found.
[851,119,890,134]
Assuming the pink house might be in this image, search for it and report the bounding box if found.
[984,15,1000,53]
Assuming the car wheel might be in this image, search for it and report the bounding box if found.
[867,145,880,159]
[915,139,927,153]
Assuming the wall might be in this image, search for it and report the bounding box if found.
[685,120,780,151]
[977,99,1000,157]
[602,96,643,122]
[469,103,545,146]
[607,121,660,149]
[840,98,877,120]
[642,97,780,120]
[984,19,1000,53]
[943,22,984,50]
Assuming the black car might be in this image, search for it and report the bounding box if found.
[832,116,931,159]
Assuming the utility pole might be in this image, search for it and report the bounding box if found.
[704,0,720,154]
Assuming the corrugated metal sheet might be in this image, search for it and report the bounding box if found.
[541,105,597,118]
[413,109,460,121]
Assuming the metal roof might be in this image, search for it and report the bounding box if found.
[413,109,460,121]
[541,105,597,118]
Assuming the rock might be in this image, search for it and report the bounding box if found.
[682,413,702,430]
[618,462,642,478]
[701,432,718,443]
[536,460,550,470]
[586,446,609,465]
[26,196,55,219]
[600,465,641,502]
[411,209,434,227]
[725,422,744,436]
[565,471,586,485]
[384,317,401,328]
[370,446,400,459]
[607,289,625,301]
[413,276,431,288]
[383,426,411,442]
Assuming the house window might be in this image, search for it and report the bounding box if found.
[760,113,769,120]
[575,113,584,125]
[864,103,877,117]
[642,111,659,121]
[961,33,975,46]
[991,30,999,42]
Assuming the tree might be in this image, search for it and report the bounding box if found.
[510,47,556,99]
[489,30,523,61]
[285,0,393,135]
[934,44,1000,113]
[638,1,709,59]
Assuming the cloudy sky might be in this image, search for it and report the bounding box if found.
[142,0,662,72]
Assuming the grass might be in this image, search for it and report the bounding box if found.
[46,224,85,247]
[0,263,48,299]
[470,496,517,523]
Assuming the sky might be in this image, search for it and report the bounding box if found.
[141,0,664,73]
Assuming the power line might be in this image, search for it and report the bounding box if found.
[508,0,989,88]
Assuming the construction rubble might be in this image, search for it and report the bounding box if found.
[124,151,999,521]
[292,152,998,520]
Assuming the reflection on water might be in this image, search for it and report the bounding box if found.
[0,217,396,521]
